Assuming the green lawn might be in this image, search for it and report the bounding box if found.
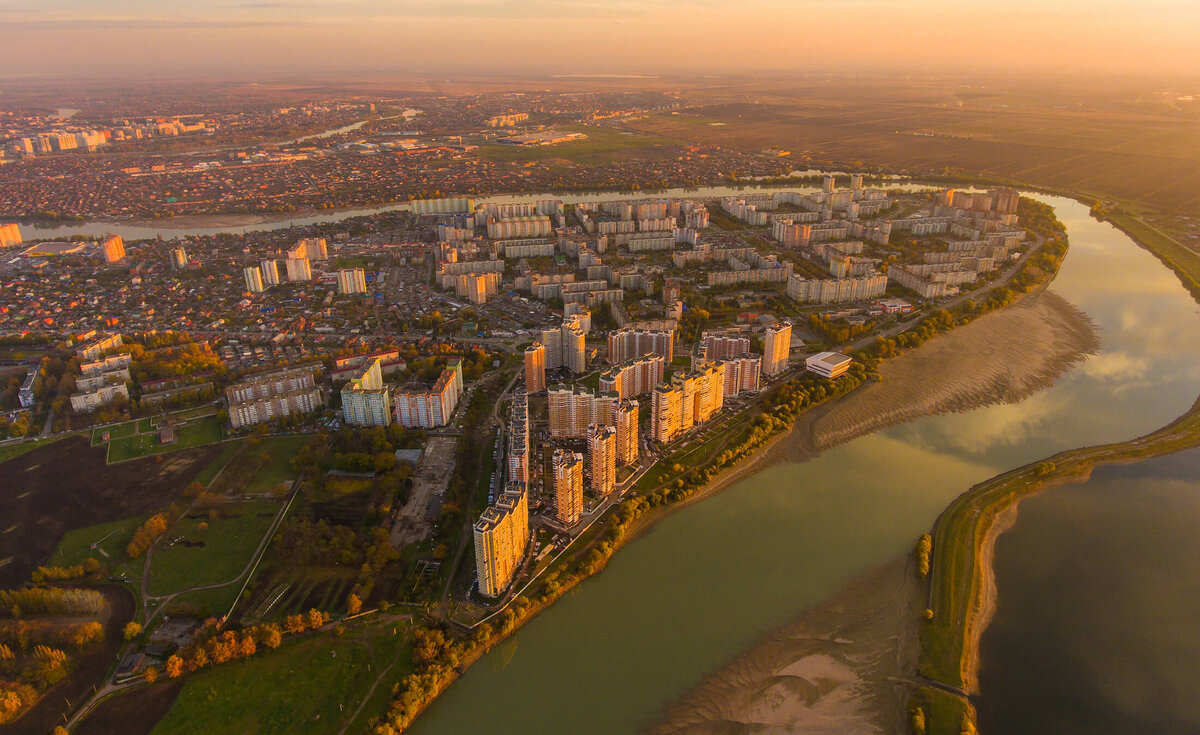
[106,416,224,462]
[191,440,247,488]
[147,501,282,597]
[46,515,147,580]
[152,625,411,735]
[91,420,138,445]
[244,436,309,493]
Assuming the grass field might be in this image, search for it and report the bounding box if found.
[0,436,59,464]
[191,440,247,488]
[476,125,677,165]
[151,625,411,735]
[107,416,224,462]
[46,515,147,580]
[91,420,138,445]
[147,500,282,597]
[245,436,309,493]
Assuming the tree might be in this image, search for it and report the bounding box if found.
[164,655,184,678]
[142,666,159,684]
[305,608,327,630]
[123,621,143,641]
[346,593,362,616]
[259,624,282,650]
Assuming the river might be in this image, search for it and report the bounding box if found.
[976,446,1200,734]
[400,195,1200,734]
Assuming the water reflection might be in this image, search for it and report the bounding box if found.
[978,448,1200,734]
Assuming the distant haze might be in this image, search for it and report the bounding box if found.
[4,0,1200,79]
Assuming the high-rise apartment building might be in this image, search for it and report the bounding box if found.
[722,355,762,396]
[291,237,328,260]
[243,266,264,293]
[762,322,792,377]
[548,385,618,438]
[551,449,584,526]
[539,315,587,374]
[341,358,391,427]
[473,483,529,598]
[651,363,726,443]
[260,259,280,286]
[169,246,188,270]
[613,399,639,467]
[701,330,751,361]
[101,235,125,263]
[286,257,312,282]
[337,268,367,295]
[507,392,529,487]
[598,354,664,400]
[608,327,675,364]
[394,361,464,428]
[524,343,546,392]
[587,424,618,496]
[0,223,22,248]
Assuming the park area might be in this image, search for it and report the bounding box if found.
[91,413,225,463]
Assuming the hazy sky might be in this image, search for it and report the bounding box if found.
[4,0,1200,79]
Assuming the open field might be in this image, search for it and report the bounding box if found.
[624,78,1200,217]
[149,624,411,735]
[106,415,224,462]
[0,436,222,587]
[245,436,308,493]
[147,500,283,597]
[46,515,147,579]
[0,436,59,464]
[476,125,677,165]
[191,439,247,488]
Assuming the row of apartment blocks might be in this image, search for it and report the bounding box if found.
[225,365,325,429]
[474,391,532,599]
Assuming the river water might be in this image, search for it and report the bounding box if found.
[977,446,1200,734]
[398,196,1200,735]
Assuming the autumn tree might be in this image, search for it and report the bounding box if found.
[142,666,159,684]
[346,593,363,616]
[123,621,143,641]
[164,655,184,679]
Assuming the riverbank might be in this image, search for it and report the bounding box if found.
[646,556,923,735]
[807,289,1098,452]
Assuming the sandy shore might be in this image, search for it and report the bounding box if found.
[641,287,1099,734]
[805,289,1100,452]
[647,557,923,735]
[961,500,1018,695]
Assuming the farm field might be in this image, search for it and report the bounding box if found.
[625,77,1200,217]
[150,623,411,735]
[0,436,221,587]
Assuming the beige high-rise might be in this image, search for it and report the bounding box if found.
[762,322,792,376]
[551,449,584,526]
[587,424,617,496]
[524,343,546,393]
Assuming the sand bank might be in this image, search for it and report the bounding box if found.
[807,289,1100,452]
[644,288,1099,733]
[646,557,922,735]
